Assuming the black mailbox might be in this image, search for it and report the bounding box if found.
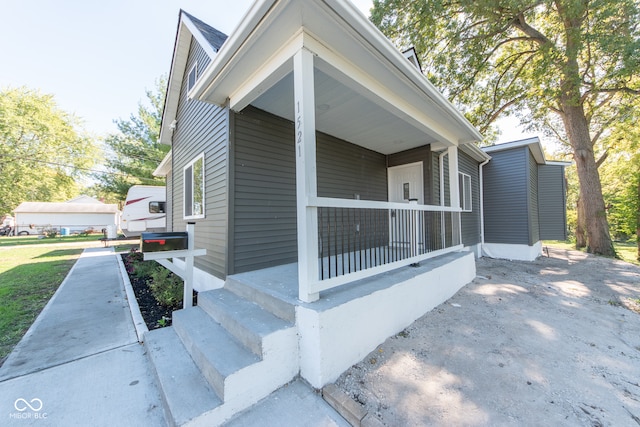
[141,232,188,252]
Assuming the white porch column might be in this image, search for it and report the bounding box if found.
[447,146,460,209]
[294,48,319,302]
[447,145,462,244]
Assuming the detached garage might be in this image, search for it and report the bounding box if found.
[13,198,120,235]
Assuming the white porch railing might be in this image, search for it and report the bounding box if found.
[302,197,463,299]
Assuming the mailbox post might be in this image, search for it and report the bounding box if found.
[141,223,206,309]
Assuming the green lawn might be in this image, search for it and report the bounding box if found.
[0,234,104,248]
[544,240,640,266]
[0,245,86,361]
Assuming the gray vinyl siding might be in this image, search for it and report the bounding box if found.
[482,147,530,244]
[232,108,297,273]
[387,146,433,204]
[538,165,567,240]
[431,152,450,206]
[171,36,229,280]
[459,150,481,246]
[166,171,173,232]
[527,151,540,245]
[232,107,389,274]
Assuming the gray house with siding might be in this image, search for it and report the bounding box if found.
[482,137,569,260]
[146,2,565,425]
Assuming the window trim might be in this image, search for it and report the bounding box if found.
[183,153,205,219]
[459,172,472,212]
[187,62,198,92]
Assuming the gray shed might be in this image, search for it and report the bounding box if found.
[481,137,569,260]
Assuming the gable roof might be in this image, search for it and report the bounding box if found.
[190,0,482,152]
[14,202,119,214]
[65,195,104,204]
[158,10,228,146]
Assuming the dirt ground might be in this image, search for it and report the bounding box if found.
[334,247,640,426]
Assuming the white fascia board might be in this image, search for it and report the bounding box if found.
[159,18,192,146]
[323,0,482,144]
[229,30,303,111]
[306,34,459,146]
[459,142,491,162]
[545,161,572,166]
[483,136,546,164]
[181,14,219,59]
[190,0,278,103]
[154,149,172,177]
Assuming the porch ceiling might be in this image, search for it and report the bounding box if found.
[192,0,482,153]
[251,68,439,155]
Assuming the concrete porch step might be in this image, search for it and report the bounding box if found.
[144,327,222,427]
[173,307,261,401]
[225,276,296,323]
[198,289,293,356]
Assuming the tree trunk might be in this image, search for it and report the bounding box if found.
[575,196,587,249]
[561,101,615,256]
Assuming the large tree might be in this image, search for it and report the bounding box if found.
[0,87,97,214]
[96,77,169,202]
[371,0,639,256]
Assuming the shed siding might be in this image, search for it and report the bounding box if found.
[527,151,540,245]
[171,37,229,280]
[538,165,567,240]
[459,150,481,246]
[482,148,530,244]
[232,107,389,274]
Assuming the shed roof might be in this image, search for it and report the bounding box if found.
[14,202,119,214]
[482,137,546,164]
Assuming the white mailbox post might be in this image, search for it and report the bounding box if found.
[142,223,206,309]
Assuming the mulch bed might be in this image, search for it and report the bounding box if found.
[120,253,197,330]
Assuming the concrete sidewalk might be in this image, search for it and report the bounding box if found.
[0,247,166,426]
[0,247,348,426]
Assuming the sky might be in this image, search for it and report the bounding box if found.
[0,0,529,142]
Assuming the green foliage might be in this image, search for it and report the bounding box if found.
[0,87,98,213]
[371,0,639,255]
[0,244,84,361]
[148,268,184,308]
[95,77,170,203]
[371,0,640,138]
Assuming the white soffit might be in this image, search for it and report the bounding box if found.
[193,0,482,149]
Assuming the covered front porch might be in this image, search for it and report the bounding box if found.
[192,0,482,302]
[225,249,476,388]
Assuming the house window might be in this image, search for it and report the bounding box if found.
[184,153,204,219]
[458,172,472,212]
[149,201,166,214]
[187,62,198,91]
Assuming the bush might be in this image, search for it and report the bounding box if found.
[42,227,59,238]
[148,268,184,308]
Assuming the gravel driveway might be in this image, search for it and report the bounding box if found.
[334,247,640,426]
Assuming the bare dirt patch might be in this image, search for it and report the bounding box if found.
[334,247,640,426]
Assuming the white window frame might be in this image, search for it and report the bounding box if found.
[458,172,472,212]
[187,62,198,92]
[184,153,205,219]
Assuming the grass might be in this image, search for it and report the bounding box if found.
[0,234,104,247]
[0,244,88,361]
[544,240,640,266]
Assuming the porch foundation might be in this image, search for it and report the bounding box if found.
[297,250,476,388]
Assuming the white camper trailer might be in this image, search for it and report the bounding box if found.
[121,185,166,237]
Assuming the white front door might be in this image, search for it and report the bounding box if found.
[388,162,424,251]
[388,162,424,204]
